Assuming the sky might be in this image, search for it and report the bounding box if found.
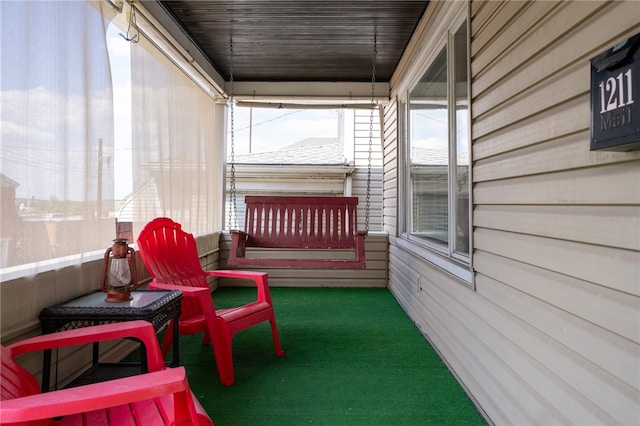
[230,107,340,155]
[107,23,133,199]
[1,1,115,201]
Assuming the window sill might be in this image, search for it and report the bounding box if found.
[395,235,473,285]
[0,250,105,283]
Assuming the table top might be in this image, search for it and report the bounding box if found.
[61,290,174,309]
[39,289,183,321]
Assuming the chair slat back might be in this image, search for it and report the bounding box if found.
[244,196,359,249]
[137,218,212,319]
[138,218,208,287]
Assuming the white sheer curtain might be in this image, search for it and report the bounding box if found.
[127,34,223,237]
[0,1,115,274]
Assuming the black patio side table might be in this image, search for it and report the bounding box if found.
[39,289,182,392]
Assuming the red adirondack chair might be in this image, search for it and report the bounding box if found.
[0,320,213,425]
[137,217,285,386]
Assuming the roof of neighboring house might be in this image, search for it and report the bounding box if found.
[232,138,347,165]
[279,137,337,150]
[1,174,19,188]
[411,147,470,166]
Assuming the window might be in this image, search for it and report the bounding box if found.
[0,0,223,280]
[0,1,115,275]
[127,32,224,237]
[405,20,470,277]
[110,2,225,238]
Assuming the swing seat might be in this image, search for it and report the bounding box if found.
[229,196,367,269]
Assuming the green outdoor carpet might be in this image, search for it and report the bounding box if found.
[169,287,485,426]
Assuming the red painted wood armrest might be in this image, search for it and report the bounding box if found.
[0,367,191,423]
[148,284,220,339]
[149,282,211,297]
[8,320,165,372]
[148,283,218,314]
[206,269,267,282]
[206,270,271,301]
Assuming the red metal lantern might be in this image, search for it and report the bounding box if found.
[100,238,138,302]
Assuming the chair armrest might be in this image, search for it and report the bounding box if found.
[149,282,211,298]
[148,283,220,333]
[206,269,267,281]
[148,282,216,311]
[8,321,165,372]
[0,367,193,423]
[205,270,272,303]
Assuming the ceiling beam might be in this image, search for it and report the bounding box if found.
[229,81,389,101]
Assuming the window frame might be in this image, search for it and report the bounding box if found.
[398,10,473,285]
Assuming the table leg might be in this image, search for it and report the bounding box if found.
[42,349,52,392]
[92,342,99,366]
[171,319,180,367]
[140,342,148,373]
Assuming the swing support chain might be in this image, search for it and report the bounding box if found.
[365,34,377,232]
[228,36,238,230]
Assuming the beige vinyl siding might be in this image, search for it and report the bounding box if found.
[382,100,399,236]
[351,167,383,231]
[353,107,384,231]
[385,0,640,424]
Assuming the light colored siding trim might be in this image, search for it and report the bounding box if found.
[385,0,640,424]
[473,1,604,102]
[474,130,640,181]
[382,100,399,236]
[472,271,631,425]
[470,0,640,422]
[351,168,383,231]
[471,1,557,75]
[475,251,639,391]
[474,161,640,205]
[473,95,586,160]
[473,2,639,134]
[353,108,384,231]
[474,204,640,250]
[477,240,640,342]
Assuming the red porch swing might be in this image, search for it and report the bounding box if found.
[225,37,377,270]
[227,195,367,269]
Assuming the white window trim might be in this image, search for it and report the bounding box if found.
[398,4,473,286]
